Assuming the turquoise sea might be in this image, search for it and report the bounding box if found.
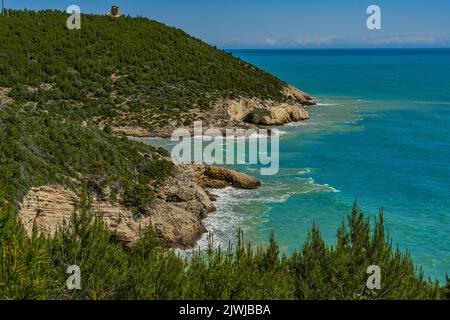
[139,49,450,281]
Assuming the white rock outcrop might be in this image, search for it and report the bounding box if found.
[18,165,261,248]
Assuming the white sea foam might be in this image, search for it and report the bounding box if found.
[185,187,254,252]
[284,121,314,127]
[297,168,312,175]
[316,102,339,106]
[323,184,341,193]
[242,133,269,140]
[238,130,285,140]
[252,194,291,204]
[184,173,340,254]
[296,176,341,193]
[341,118,363,125]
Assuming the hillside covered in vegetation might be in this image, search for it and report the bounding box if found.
[0,202,447,300]
[0,10,448,300]
[0,112,447,299]
[0,10,311,135]
[0,107,173,214]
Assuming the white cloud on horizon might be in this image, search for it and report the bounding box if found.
[294,35,338,46]
[262,38,278,46]
[373,35,437,45]
[216,32,450,49]
[254,33,450,48]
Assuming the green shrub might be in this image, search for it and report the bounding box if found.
[0,10,292,128]
[0,201,444,300]
[0,109,172,212]
[123,184,155,215]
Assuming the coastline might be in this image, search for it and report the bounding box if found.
[4,8,450,299]
[122,87,316,248]
[18,163,263,249]
[126,110,318,251]
[111,85,315,139]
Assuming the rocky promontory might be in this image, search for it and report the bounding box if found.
[18,164,261,249]
[4,10,315,251]
[189,165,262,189]
[112,85,315,138]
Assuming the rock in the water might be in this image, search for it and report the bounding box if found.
[190,165,262,190]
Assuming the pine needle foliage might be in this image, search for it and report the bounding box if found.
[0,109,173,213]
[0,10,291,128]
[0,201,444,300]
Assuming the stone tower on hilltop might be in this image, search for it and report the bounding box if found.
[107,5,121,18]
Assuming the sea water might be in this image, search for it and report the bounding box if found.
[137,49,450,281]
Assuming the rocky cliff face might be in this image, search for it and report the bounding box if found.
[188,165,262,189]
[242,103,309,125]
[225,85,312,125]
[19,185,153,245]
[18,164,261,249]
[112,85,315,138]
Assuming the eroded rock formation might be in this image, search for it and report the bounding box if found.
[19,185,153,245]
[187,165,262,189]
[18,165,261,248]
[111,85,315,138]
[225,86,312,125]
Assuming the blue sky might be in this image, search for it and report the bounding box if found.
[5,0,450,48]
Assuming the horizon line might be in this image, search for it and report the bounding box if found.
[222,47,450,51]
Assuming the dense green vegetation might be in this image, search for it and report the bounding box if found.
[0,9,448,301]
[0,107,173,213]
[0,199,446,300]
[0,10,290,129]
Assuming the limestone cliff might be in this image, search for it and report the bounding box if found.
[112,85,315,138]
[18,164,261,249]
[224,85,312,125]
[188,165,262,189]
